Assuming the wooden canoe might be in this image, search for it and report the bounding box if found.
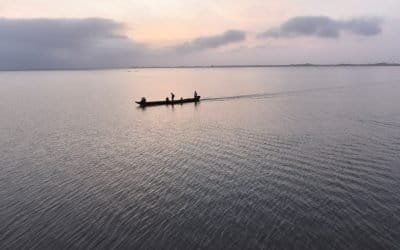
[136,96,200,107]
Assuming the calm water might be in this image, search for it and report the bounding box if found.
[1,67,400,249]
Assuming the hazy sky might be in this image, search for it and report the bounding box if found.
[0,0,399,69]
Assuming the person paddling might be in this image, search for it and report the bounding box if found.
[171,92,175,102]
[194,91,198,99]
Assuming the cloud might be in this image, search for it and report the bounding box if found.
[0,18,246,69]
[343,18,383,36]
[0,18,147,70]
[175,30,246,54]
[258,16,383,39]
[0,16,392,69]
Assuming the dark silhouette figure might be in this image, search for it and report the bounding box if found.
[194,91,198,99]
[140,97,146,105]
[166,97,170,103]
[171,92,175,102]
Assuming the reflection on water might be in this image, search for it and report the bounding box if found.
[1,67,400,249]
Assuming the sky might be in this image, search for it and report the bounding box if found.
[0,0,399,69]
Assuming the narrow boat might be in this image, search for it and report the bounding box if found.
[136,96,200,107]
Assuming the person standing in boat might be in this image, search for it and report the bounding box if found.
[194,91,198,99]
[170,92,175,102]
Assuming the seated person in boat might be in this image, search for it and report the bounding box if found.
[140,97,146,104]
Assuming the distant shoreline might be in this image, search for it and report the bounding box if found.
[133,63,400,69]
[1,63,399,71]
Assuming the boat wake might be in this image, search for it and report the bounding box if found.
[201,86,340,102]
[202,79,400,102]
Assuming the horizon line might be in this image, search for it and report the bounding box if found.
[1,62,400,72]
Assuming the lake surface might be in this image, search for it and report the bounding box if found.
[1,67,400,249]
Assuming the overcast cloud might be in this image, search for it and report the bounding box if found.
[0,18,248,69]
[0,15,394,69]
[258,16,383,39]
[175,30,246,54]
[0,18,147,70]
